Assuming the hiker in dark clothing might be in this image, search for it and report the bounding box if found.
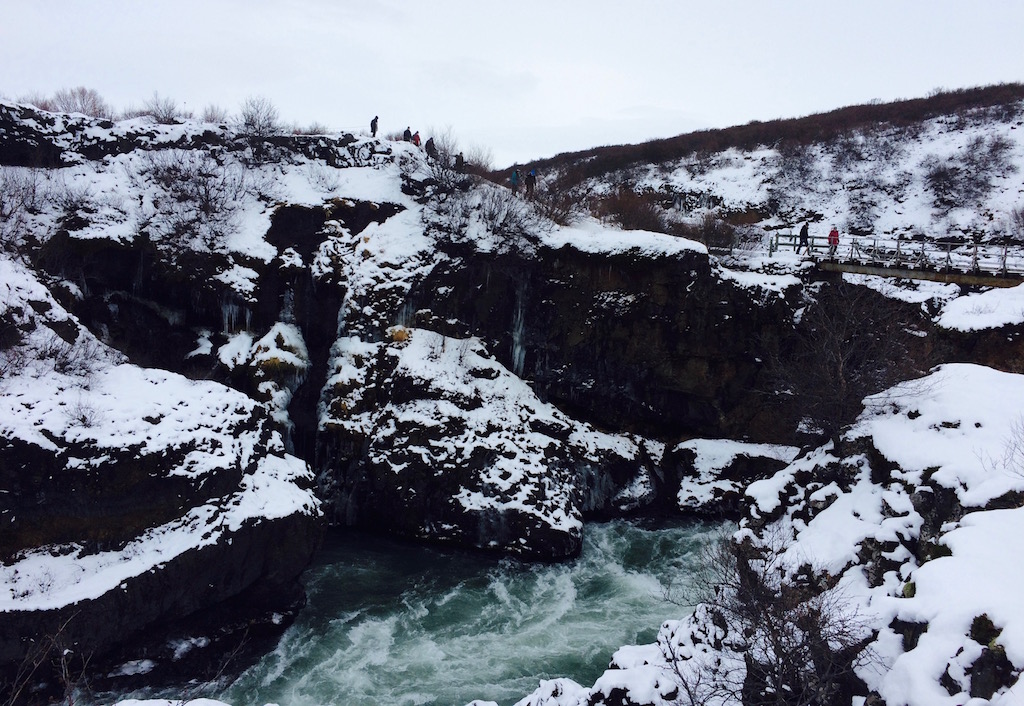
[525,169,537,198]
[371,116,378,137]
[403,127,412,142]
[425,137,437,159]
[454,152,465,172]
[798,222,809,254]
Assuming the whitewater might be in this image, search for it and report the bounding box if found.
[98,520,721,706]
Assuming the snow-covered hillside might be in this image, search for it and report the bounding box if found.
[571,100,1024,245]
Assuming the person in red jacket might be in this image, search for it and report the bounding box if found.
[827,225,840,259]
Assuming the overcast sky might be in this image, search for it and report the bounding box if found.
[3,1,1024,166]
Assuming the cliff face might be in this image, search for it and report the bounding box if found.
[0,99,809,570]
[417,243,797,440]
[0,253,322,677]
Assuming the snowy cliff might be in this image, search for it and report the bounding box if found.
[4,90,1024,705]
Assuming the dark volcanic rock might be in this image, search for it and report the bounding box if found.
[416,242,797,441]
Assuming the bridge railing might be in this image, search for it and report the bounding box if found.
[769,232,1024,276]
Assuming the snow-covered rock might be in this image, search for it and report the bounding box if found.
[533,363,1024,705]
[0,253,321,669]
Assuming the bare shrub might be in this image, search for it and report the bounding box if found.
[18,92,57,112]
[239,95,280,137]
[532,181,590,226]
[1009,205,1024,244]
[479,188,548,242]
[202,104,230,123]
[293,121,331,135]
[64,396,101,428]
[141,91,188,124]
[51,86,113,119]
[0,302,28,378]
[37,331,103,377]
[306,162,341,194]
[0,167,46,251]
[596,188,665,232]
[924,135,1017,211]
[426,187,473,239]
[662,529,874,706]
[118,103,150,121]
[463,143,495,177]
[423,128,477,198]
[238,96,281,164]
[2,614,92,706]
[137,149,248,250]
[51,177,96,231]
[670,212,736,251]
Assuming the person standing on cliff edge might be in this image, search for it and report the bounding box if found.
[370,115,378,137]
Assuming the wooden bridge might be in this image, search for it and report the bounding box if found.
[768,232,1024,288]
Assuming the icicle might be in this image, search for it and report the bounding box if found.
[220,295,251,334]
[511,278,527,377]
[281,287,296,324]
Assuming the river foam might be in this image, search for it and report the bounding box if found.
[217,519,725,706]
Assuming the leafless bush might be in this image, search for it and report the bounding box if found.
[202,104,230,123]
[52,177,96,230]
[306,161,341,194]
[238,96,281,164]
[423,128,477,198]
[479,188,549,244]
[1009,205,1024,244]
[532,181,589,226]
[691,213,736,250]
[426,188,473,238]
[64,396,102,428]
[2,614,92,706]
[136,150,248,250]
[37,331,103,378]
[924,135,1017,211]
[595,188,666,232]
[118,103,150,121]
[292,121,331,135]
[0,304,28,378]
[51,86,113,119]
[463,143,495,177]
[662,529,874,706]
[18,92,57,112]
[239,96,280,137]
[0,167,46,251]
[141,91,189,124]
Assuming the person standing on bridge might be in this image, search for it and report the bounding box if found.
[798,222,809,255]
[827,225,840,259]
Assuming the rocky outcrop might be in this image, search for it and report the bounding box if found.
[317,328,673,559]
[0,255,322,675]
[416,243,799,441]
